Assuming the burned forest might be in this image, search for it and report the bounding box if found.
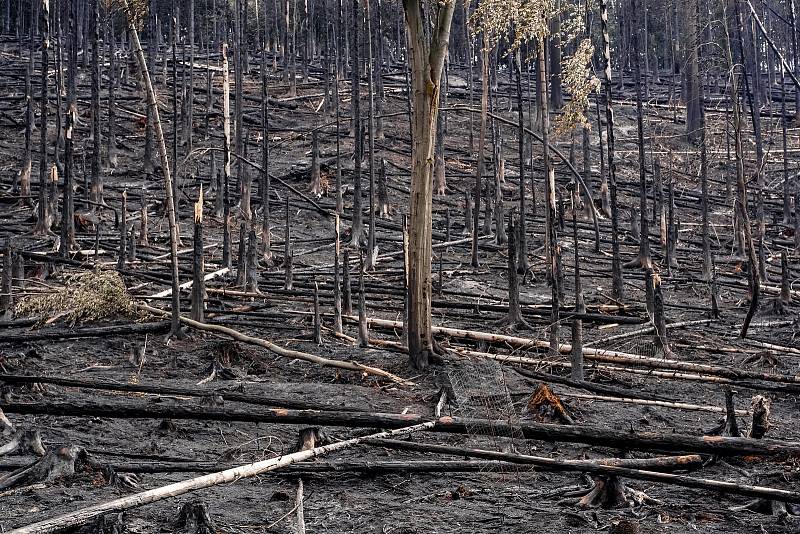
[1,0,800,531]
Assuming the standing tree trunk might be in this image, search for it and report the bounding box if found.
[60,0,77,256]
[599,0,623,300]
[123,0,182,337]
[33,0,51,236]
[538,38,561,357]
[402,0,455,370]
[628,0,651,270]
[90,0,102,205]
[684,0,701,140]
[350,0,363,245]
[471,39,489,268]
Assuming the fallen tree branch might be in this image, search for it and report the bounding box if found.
[137,303,411,384]
[5,422,435,534]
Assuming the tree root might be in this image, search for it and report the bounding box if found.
[577,476,628,508]
[730,498,800,519]
[294,427,331,452]
[0,407,14,434]
[0,429,45,456]
[609,518,640,534]
[0,444,84,490]
[571,475,662,510]
[196,358,240,385]
[176,500,216,534]
[102,465,140,490]
[77,513,126,534]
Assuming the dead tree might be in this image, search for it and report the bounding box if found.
[350,0,364,245]
[471,39,489,269]
[626,0,651,271]
[571,191,585,381]
[90,0,103,205]
[123,0,183,338]
[34,0,51,236]
[19,59,33,198]
[310,130,322,197]
[599,0,623,300]
[730,0,760,338]
[191,191,206,322]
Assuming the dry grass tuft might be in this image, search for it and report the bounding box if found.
[16,270,137,324]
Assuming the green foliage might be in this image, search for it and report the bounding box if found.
[16,270,137,324]
[470,0,598,130]
[555,38,600,133]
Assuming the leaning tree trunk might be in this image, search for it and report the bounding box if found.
[402,0,455,370]
[122,0,182,337]
[729,0,760,338]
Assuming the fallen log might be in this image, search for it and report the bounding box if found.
[369,439,703,472]
[2,399,798,457]
[0,374,367,412]
[369,439,800,503]
[0,321,170,344]
[557,392,750,416]
[357,317,800,387]
[4,422,435,534]
[138,303,411,384]
[0,456,702,475]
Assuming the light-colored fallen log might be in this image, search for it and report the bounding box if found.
[5,422,435,534]
[148,267,230,298]
[557,392,749,416]
[137,303,411,384]
[356,317,800,386]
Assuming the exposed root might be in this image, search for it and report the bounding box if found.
[578,476,628,509]
[196,358,240,385]
[742,350,779,368]
[0,407,13,435]
[77,513,126,534]
[768,297,791,316]
[176,500,216,534]
[731,498,800,519]
[294,427,330,452]
[609,518,640,534]
[0,444,84,490]
[521,383,574,424]
[493,314,534,332]
[102,465,140,490]
[0,429,46,456]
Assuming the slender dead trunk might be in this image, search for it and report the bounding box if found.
[123,0,182,337]
[599,0,623,300]
[33,0,51,236]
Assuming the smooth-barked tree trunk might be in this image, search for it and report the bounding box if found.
[402,0,455,370]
